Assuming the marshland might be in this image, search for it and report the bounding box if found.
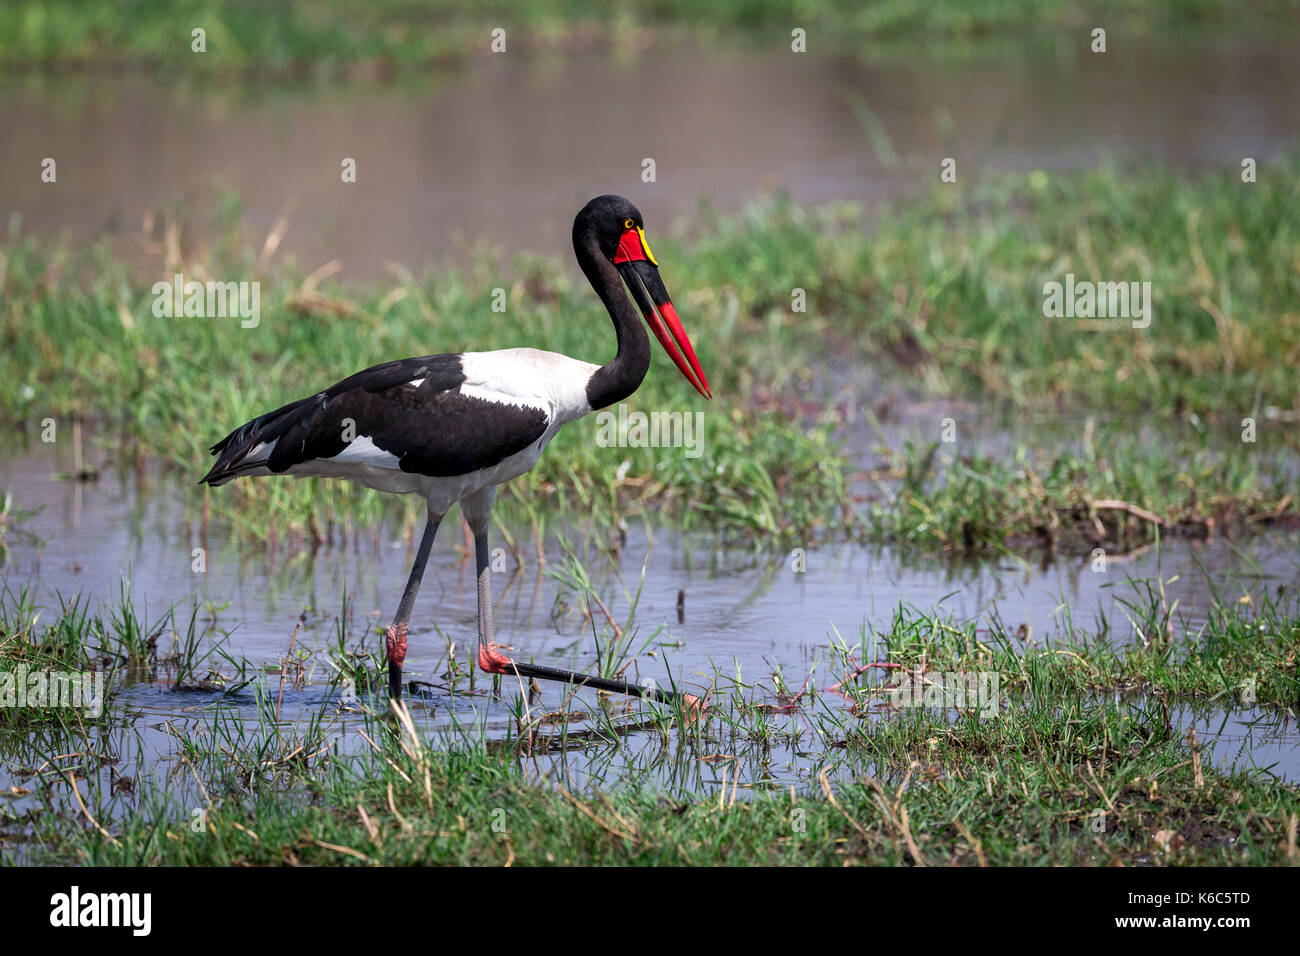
[1,1,1298,867]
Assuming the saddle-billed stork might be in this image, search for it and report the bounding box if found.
[201,195,708,711]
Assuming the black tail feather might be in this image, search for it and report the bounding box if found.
[200,395,313,486]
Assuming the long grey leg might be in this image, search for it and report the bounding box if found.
[386,512,441,699]
[461,488,513,675]
[475,528,495,653]
[473,524,519,679]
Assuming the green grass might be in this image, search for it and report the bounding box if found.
[3,581,1297,865]
[0,578,257,729]
[729,163,1300,419]
[34,704,1296,866]
[865,434,1294,552]
[1,160,1297,546]
[2,0,1296,78]
[836,586,1300,709]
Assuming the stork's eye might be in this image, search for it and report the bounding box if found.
[624,218,635,229]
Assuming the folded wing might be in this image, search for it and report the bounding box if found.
[200,353,550,486]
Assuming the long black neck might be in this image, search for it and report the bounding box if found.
[576,234,649,411]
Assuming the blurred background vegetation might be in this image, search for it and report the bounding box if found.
[2,0,1297,76]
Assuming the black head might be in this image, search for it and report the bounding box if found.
[573,194,645,262]
[572,195,710,398]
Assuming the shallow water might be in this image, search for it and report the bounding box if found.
[2,442,1298,815]
[3,30,1299,278]
[7,444,1300,680]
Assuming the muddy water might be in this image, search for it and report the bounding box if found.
[3,30,1299,278]
[2,443,1298,809]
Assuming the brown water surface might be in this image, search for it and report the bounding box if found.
[2,30,1297,278]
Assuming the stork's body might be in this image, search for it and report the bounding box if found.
[202,196,709,706]
[205,348,600,509]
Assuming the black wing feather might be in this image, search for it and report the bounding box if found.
[201,354,549,485]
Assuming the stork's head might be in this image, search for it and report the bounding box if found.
[574,195,710,399]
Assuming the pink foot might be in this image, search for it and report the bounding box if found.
[385,623,408,669]
[680,693,709,725]
[477,642,514,675]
